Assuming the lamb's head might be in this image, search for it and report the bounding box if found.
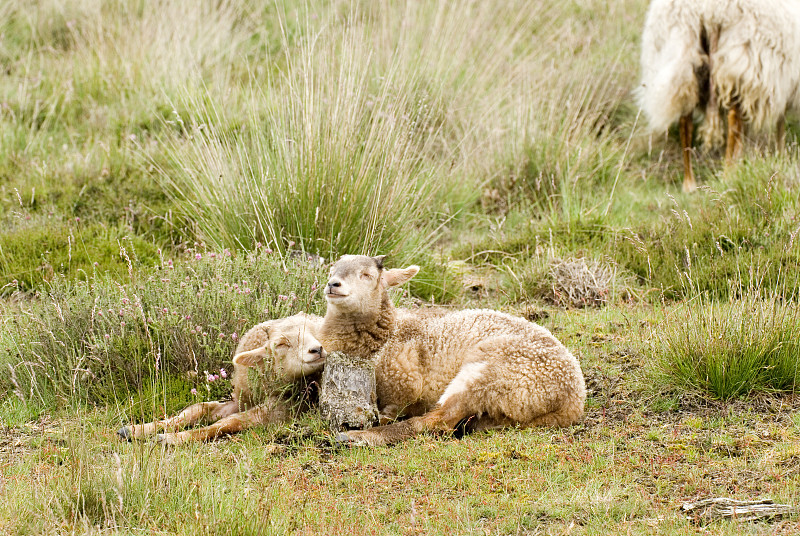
[233,314,327,381]
[324,255,419,316]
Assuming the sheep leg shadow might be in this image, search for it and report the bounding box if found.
[117,400,240,441]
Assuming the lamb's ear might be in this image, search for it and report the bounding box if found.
[372,255,387,269]
[382,265,420,287]
[233,347,268,367]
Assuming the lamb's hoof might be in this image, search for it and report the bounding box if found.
[153,433,180,446]
[117,426,132,442]
[335,432,369,447]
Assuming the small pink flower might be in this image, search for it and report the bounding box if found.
[191,388,197,395]
[167,259,173,266]
[195,253,202,260]
[224,248,231,257]
[218,333,225,339]
[209,252,216,258]
[104,334,110,340]
[231,333,238,341]
[256,242,262,248]
[213,374,220,381]
[207,374,215,382]
[97,311,103,317]
[120,321,126,327]
[121,298,129,305]
[278,294,289,301]
[202,332,208,337]
[265,248,273,254]
[162,308,168,314]
[220,368,227,378]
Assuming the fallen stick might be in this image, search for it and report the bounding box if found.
[681,497,796,523]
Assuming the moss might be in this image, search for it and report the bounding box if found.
[0,221,159,293]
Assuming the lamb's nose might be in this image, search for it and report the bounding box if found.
[327,280,342,292]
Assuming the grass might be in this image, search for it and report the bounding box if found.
[659,285,800,399]
[3,0,800,533]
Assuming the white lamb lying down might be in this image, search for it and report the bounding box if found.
[319,255,586,446]
[638,0,800,192]
[117,312,326,445]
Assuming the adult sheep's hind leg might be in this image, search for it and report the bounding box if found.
[776,114,786,153]
[680,113,696,193]
[725,103,743,165]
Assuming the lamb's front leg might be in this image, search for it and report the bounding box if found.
[117,400,238,441]
[337,397,468,446]
[156,399,290,445]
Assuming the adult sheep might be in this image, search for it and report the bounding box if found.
[319,255,585,446]
[637,0,800,192]
[117,312,326,445]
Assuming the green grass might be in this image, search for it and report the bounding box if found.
[3,0,800,533]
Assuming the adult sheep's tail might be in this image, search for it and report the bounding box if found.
[637,0,705,134]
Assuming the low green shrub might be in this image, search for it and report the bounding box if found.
[0,247,327,414]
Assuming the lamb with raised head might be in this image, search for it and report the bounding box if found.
[319,255,585,446]
[637,0,800,192]
[117,312,326,445]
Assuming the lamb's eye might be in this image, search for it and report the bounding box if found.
[361,272,372,280]
[309,348,319,354]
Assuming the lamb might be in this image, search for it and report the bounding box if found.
[637,0,800,192]
[116,312,326,445]
[319,255,586,446]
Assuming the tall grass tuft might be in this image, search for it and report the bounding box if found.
[658,280,800,399]
[156,1,642,262]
